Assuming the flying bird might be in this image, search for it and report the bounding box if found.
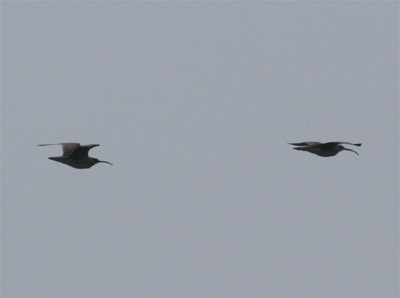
[38,143,113,169]
[289,141,361,157]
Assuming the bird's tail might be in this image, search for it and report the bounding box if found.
[292,147,308,151]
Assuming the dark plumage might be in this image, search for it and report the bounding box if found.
[289,141,361,157]
[38,143,113,169]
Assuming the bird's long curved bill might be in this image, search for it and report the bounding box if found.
[344,148,359,155]
[99,160,113,166]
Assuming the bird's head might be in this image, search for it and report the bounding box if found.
[339,145,359,155]
[91,158,113,167]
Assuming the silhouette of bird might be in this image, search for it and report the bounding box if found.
[38,143,113,169]
[289,141,361,157]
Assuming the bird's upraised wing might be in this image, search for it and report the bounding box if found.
[329,142,361,147]
[288,142,321,147]
[38,143,81,157]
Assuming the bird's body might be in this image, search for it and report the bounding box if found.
[289,141,361,157]
[38,143,113,169]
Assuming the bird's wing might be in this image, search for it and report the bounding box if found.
[38,143,80,157]
[330,142,361,147]
[80,144,100,150]
[288,142,321,147]
[69,144,99,158]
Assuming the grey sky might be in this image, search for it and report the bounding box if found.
[1,1,398,297]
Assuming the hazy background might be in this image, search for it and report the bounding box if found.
[1,2,398,297]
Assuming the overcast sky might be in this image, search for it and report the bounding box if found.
[1,1,398,297]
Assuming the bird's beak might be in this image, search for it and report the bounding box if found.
[99,160,113,166]
[344,148,359,155]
